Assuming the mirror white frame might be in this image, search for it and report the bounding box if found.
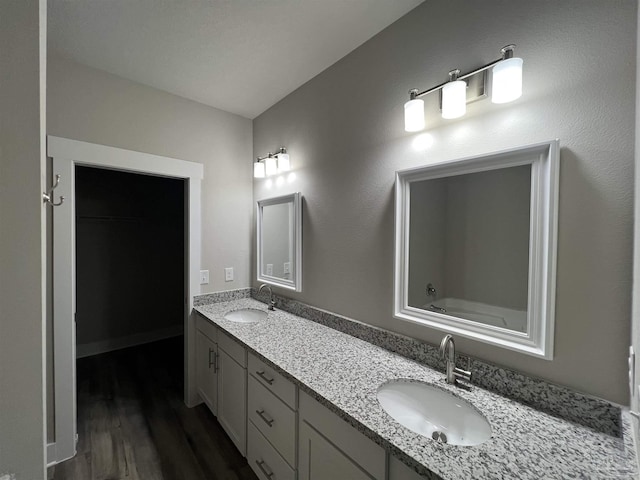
[394,140,559,359]
[257,192,302,292]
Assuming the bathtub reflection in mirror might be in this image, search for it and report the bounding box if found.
[408,165,531,333]
[394,141,559,359]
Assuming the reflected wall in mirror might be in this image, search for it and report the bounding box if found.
[257,192,302,291]
[394,141,559,358]
[408,165,531,332]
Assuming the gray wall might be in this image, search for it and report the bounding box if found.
[254,0,636,404]
[48,55,254,293]
[0,0,46,478]
[47,56,253,441]
[632,0,640,455]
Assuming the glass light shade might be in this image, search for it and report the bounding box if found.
[277,153,291,172]
[491,57,523,104]
[253,161,265,178]
[442,80,466,119]
[265,156,278,176]
[404,98,425,132]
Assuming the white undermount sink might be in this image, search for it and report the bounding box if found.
[376,380,491,446]
[224,308,267,323]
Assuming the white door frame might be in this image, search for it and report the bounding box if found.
[47,136,203,465]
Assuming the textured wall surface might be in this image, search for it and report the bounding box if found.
[48,55,254,294]
[0,0,46,477]
[254,0,637,404]
[632,0,640,455]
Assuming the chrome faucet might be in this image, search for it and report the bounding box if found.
[439,334,472,386]
[258,284,276,311]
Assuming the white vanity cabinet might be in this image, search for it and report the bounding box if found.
[298,391,386,480]
[195,314,428,480]
[247,352,298,480]
[195,316,248,456]
[217,330,248,457]
[196,316,218,415]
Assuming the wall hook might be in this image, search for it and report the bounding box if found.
[43,174,65,207]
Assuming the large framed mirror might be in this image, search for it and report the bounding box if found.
[394,141,559,358]
[257,192,302,292]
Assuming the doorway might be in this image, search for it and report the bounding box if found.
[74,166,185,357]
[48,136,203,465]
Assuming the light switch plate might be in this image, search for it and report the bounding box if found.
[283,262,291,274]
[224,267,234,282]
[199,270,209,285]
[266,264,273,276]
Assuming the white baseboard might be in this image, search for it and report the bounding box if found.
[76,325,183,358]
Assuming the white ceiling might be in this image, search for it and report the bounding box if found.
[48,0,424,119]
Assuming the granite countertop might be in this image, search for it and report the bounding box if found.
[195,298,637,479]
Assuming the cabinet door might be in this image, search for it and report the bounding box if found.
[196,329,218,415]
[389,455,425,480]
[299,421,374,480]
[298,392,385,479]
[218,347,247,456]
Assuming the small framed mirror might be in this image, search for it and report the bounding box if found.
[257,192,302,292]
[394,141,559,358]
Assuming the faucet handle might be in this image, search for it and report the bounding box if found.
[454,367,472,383]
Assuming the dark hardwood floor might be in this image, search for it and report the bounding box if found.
[48,336,257,480]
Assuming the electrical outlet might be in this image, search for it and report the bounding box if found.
[266,264,273,276]
[199,270,209,285]
[283,262,291,274]
[224,267,234,282]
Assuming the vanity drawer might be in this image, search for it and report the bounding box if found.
[249,352,296,408]
[196,314,218,343]
[218,330,246,367]
[248,421,295,480]
[248,375,296,466]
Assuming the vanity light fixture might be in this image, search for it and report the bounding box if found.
[404,44,523,131]
[254,147,291,178]
[441,69,466,119]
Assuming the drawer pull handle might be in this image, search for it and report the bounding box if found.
[256,409,274,427]
[208,348,215,369]
[214,352,219,373]
[256,370,274,385]
[255,459,274,478]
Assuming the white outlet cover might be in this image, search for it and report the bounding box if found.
[224,267,234,282]
[266,264,273,276]
[283,262,291,274]
[200,270,209,285]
